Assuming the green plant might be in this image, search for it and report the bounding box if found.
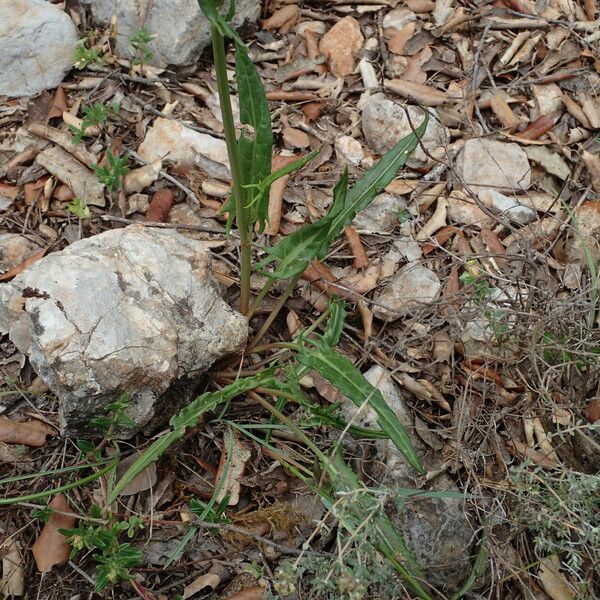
[129,28,154,65]
[91,149,129,193]
[73,39,103,70]
[69,101,120,143]
[61,512,144,591]
[510,462,599,594]
[105,0,434,595]
[66,197,91,219]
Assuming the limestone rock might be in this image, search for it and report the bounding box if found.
[138,117,230,180]
[335,135,364,166]
[478,189,537,225]
[352,193,407,234]
[362,94,448,167]
[81,0,261,67]
[0,0,78,98]
[319,16,364,78]
[0,226,248,436]
[456,139,531,194]
[373,264,441,321]
[0,234,42,274]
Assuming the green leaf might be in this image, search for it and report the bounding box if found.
[235,41,273,231]
[198,0,244,44]
[237,150,319,230]
[108,370,277,502]
[295,344,425,474]
[257,167,349,279]
[321,298,346,347]
[258,114,428,280]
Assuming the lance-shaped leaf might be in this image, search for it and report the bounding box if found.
[321,298,346,347]
[258,114,428,280]
[257,167,349,279]
[295,344,425,474]
[235,41,273,231]
[109,370,277,502]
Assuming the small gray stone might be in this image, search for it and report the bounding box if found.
[361,94,448,167]
[352,193,407,234]
[0,0,79,98]
[478,189,537,225]
[0,226,248,436]
[81,0,260,67]
[374,264,441,321]
[0,234,42,274]
[456,139,531,194]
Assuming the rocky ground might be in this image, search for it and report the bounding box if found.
[0,0,599,599]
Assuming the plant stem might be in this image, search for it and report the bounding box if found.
[247,278,275,319]
[248,274,301,349]
[211,25,251,314]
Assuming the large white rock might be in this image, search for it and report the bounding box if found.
[0,0,79,98]
[81,0,261,67]
[0,226,248,436]
[361,94,448,167]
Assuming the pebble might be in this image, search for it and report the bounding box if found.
[319,16,364,78]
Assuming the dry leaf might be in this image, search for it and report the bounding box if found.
[115,452,158,496]
[32,494,76,572]
[265,154,300,236]
[215,432,251,506]
[282,127,311,149]
[146,189,174,222]
[344,226,368,268]
[582,151,600,193]
[48,87,68,120]
[538,555,576,600]
[262,5,300,31]
[319,17,364,78]
[0,418,53,447]
[489,95,519,131]
[225,588,266,600]
[124,159,163,194]
[416,197,447,241]
[515,114,555,140]
[0,537,24,597]
[183,571,222,599]
[385,79,449,106]
[583,398,600,423]
[388,22,416,55]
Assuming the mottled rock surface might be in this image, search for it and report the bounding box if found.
[0,0,78,97]
[0,226,248,435]
[341,366,475,593]
[373,264,441,321]
[352,192,407,234]
[81,0,261,67]
[456,139,531,193]
[138,118,230,180]
[362,94,448,167]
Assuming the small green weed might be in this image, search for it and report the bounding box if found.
[66,197,91,219]
[73,39,103,70]
[91,150,130,193]
[61,511,144,592]
[510,462,600,594]
[69,101,120,143]
[129,28,154,65]
[460,270,494,305]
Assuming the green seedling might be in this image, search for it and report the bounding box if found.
[91,150,129,193]
[61,515,143,591]
[66,197,91,219]
[73,39,103,70]
[129,28,154,65]
[70,101,120,143]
